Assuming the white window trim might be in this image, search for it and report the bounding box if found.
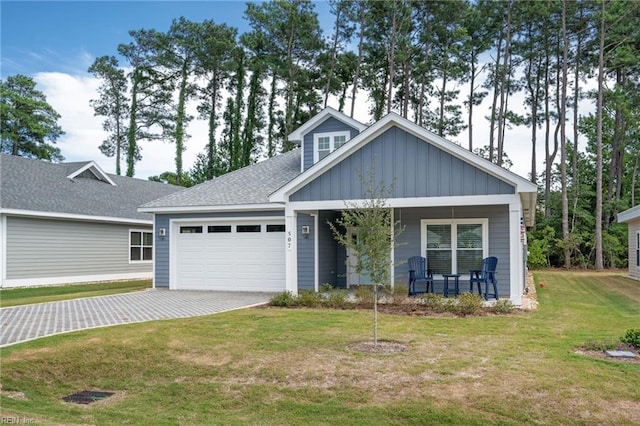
[420,218,489,275]
[129,229,153,264]
[313,130,351,163]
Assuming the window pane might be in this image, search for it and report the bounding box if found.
[427,250,451,274]
[143,247,153,261]
[130,231,141,245]
[180,226,203,234]
[130,247,141,261]
[457,224,482,249]
[237,225,261,233]
[266,224,285,232]
[334,135,346,148]
[318,136,330,150]
[318,149,330,160]
[426,225,451,249]
[209,225,231,233]
[457,250,483,272]
[143,232,153,246]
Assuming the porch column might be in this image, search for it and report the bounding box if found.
[285,206,298,295]
[509,201,523,305]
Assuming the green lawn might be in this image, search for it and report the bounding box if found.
[0,280,152,308]
[0,271,638,425]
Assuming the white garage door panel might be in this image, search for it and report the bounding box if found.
[175,221,285,292]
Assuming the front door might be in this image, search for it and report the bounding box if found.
[346,229,372,287]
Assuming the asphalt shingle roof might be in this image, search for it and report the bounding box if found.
[141,149,302,208]
[0,154,183,221]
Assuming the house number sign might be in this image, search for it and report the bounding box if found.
[287,230,293,251]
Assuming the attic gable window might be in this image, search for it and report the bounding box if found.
[313,131,350,162]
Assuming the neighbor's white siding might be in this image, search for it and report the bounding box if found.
[3,216,152,287]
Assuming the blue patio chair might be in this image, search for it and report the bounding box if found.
[469,256,498,300]
[408,256,434,295]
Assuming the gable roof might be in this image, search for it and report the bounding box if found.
[139,149,301,213]
[287,107,368,143]
[0,154,182,223]
[618,205,640,223]
[271,113,538,226]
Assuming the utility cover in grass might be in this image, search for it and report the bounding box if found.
[605,350,637,358]
[62,390,114,404]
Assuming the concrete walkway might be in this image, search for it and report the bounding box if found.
[0,290,271,347]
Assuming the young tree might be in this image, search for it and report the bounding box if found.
[88,56,129,175]
[329,171,403,346]
[0,74,64,161]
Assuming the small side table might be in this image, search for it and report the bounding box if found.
[442,274,461,298]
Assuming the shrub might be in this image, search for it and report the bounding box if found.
[296,290,322,307]
[319,283,334,292]
[417,293,445,312]
[455,292,484,316]
[269,291,296,307]
[326,289,352,309]
[354,285,374,305]
[493,298,515,314]
[381,283,409,305]
[621,329,640,348]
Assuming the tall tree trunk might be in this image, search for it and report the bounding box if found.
[350,2,365,118]
[595,0,605,270]
[468,56,476,151]
[544,52,556,219]
[324,4,342,108]
[267,71,277,157]
[386,0,398,115]
[126,68,140,177]
[206,75,218,180]
[174,62,189,185]
[496,0,512,167]
[560,0,570,268]
[489,36,503,163]
[571,23,582,232]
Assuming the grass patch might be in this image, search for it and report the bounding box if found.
[0,280,151,308]
[0,271,639,424]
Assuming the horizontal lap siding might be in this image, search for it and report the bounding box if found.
[5,216,150,279]
[291,126,515,201]
[394,205,511,297]
[154,211,284,288]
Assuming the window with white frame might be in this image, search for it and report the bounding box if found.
[313,131,351,162]
[421,219,488,275]
[130,230,153,262]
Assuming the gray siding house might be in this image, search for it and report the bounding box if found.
[618,205,640,281]
[0,154,182,287]
[141,108,537,305]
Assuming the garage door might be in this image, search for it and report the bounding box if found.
[175,220,286,292]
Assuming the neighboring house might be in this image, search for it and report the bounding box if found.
[140,108,538,305]
[618,205,640,281]
[0,154,182,288]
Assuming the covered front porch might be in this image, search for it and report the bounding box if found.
[287,199,528,305]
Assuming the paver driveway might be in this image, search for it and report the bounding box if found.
[0,289,271,347]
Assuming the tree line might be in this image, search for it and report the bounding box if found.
[1,0,638,270]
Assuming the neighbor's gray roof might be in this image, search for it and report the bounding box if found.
[141,149,301,209]
[0,154,183,221]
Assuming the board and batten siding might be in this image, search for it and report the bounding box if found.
[393,205,511,297]
[297,213,314,290]
[302,117,361,171]
[4,216,151,283]
[629,219,640,281]
[154,211,285,288]
[292,126,515,202]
